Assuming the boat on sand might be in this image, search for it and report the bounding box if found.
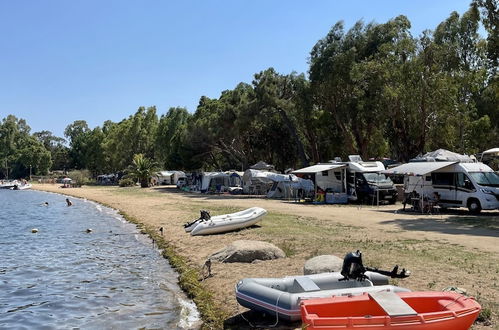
[236,271,410,322]
[300,291,481,330]
[185,207,267,236]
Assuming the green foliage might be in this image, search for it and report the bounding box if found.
[3,2,498,175]
[118,178,136,187]
[67,169,91,186]
[127,153,158,188]
[0,115,52,179]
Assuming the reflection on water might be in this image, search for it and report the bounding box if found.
[0,189,199,329]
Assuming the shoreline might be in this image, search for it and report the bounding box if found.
[32,184,498,329]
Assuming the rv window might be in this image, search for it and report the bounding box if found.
[456,173,474,190]
[469,172,499,187]
[431,172,454,186]
[334,172,342,180]
[322,171,329,176]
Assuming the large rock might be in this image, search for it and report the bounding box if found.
[304,255,343,275]
[209,240,286,263]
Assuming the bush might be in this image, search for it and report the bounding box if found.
[67,170,91,186]
[119,178,136,187]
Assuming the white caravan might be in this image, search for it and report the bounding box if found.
[384,161,499,213]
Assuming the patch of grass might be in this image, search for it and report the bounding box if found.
[278,240,297,257]
[476,307,492,325]
[447,216,499,230]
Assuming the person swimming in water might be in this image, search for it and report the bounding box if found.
[66,198,73,206]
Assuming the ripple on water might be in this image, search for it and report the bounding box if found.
[0,190,200,329]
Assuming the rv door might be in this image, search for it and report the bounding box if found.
[431,172,458,205]
[455,172,475,206]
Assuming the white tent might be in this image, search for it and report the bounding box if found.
[243,169,314,198]
[200,172,230,193]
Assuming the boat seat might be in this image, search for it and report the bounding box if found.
[292,277,321,292]
[369,291,417,317]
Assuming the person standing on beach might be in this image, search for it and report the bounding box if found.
[66,198,73,206]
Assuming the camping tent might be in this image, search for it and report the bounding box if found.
[200,172,230,193]
[242,169,314,198]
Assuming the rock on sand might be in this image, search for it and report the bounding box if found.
[209,240,285,263]
[304,254,343,275]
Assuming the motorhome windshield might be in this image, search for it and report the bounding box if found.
[363,173,393,184]
[469,172,499,187]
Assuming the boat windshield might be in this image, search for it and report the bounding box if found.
[363,173,393,185]
[469,172,499,187]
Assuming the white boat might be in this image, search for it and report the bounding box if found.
[0,180,19,189]
[188,207,267,236]
[11,183,32,190]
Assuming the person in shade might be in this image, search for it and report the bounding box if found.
[66,198,73,206]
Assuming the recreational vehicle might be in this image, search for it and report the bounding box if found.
[340,155,397,204]
[384,161,499,213]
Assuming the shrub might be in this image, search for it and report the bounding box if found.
[119,178,136,187]
[67,169,91,186]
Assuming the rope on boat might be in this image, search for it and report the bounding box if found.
[239,291,286,328]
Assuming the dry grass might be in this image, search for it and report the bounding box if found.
[33,184,498,329]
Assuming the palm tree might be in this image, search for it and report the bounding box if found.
[128,153,158,188]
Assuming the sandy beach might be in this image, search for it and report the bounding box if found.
[33,184,498,329]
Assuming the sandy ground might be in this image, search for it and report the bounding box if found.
[32,184,499,329]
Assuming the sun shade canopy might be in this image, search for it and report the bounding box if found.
[293,164,347,174]
[382,162,457,176]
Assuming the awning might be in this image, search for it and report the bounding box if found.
[157,171,174,177]
[382,161,457,176]
[293,164,347,174]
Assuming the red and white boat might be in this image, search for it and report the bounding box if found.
[300,291,481,330]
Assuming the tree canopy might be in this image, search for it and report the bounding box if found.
[2,1,497,178]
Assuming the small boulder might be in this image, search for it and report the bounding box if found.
[304,255,343,275]
[209,240,285,263]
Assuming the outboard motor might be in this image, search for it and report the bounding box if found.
[183,210,211,228]
[340,250,411,281]
[199,210,211,221]
[340,250,367,281]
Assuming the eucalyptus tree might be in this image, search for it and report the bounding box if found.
[102,106,159,172]
[0,115,51,178]
[310,17,413,160]
[33,130,69,171]
[155,107,191,169]
[432,6,490,153]
[252,68,311,168]
[64,120,90,169]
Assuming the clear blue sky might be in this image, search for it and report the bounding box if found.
[1,0,472,139]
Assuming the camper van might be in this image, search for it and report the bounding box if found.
[401,162,499,213]
[343,155,397,204]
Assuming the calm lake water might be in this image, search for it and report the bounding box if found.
[0,189,199,329]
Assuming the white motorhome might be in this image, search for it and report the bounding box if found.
[384,161,499,213]
[338,155,397,204]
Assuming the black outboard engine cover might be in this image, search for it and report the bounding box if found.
[199,210,211,220]
[340,250,367,281]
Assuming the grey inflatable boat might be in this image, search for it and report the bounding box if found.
[235,271,410,321]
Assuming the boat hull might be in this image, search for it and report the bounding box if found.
[235,271,409,322]
[190,207,267,235]
[300,291,481,329]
